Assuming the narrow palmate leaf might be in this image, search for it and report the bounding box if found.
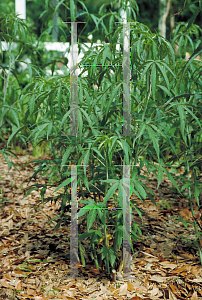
[178,103,186,144]
[151,63,156,99]
[51,177,71,195]
[7,125,25,147]
[70,0,76,22]
[61,146,74,171]
[156,62,170,90]
[102,181,119,206]
[157,166,163,189]
[147,125,159,159]
[163,167,181,194]
[77,204,95,218]
[83,149,90,176]
[133,180,147,199]
[87,209,97,231]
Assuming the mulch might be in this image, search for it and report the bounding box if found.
[0,148,202,300]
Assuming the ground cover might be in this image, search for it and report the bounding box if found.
[0,148,202,300]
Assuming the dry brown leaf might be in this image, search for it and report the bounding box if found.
[127,281,134,292]
[0,278,12,288]
[149,275,166,283]
[191,291,198,300]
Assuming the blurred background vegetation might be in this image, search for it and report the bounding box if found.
[1,0,201,43]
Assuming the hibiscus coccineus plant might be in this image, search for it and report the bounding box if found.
[2,2,202,274]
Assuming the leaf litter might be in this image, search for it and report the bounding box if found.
[0,149,202,300]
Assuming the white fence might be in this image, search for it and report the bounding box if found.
[1,41,120,76]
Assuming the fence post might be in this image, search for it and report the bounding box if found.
[15,0,26,19]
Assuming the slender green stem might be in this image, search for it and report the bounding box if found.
[79,241,85,267]
[104,223,110,274]
[93,244,99,270]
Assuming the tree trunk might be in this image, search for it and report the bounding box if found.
[158,0,171,38]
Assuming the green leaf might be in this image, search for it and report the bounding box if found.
[7,125,25,147]
[186,35,194,52]
[183,105,201,129]
[61,110,72,126]
[179,49,202,86]
[77,204,94,218]
[90,14,99,30]
[77,0,89,15]
[156,62,169,89]
[200,0,202,10]
[102,46,110,65]
[134,123,146,142]
[137,39,142,59]
[40,185,47,202]
[181,181,194,190]
[58,86,62,114]
[51,178,71,195]
[9,109,20,127]
[130,200,143,221]
[97,209,106,225]
[23,186,39,199]
[33,123,50,145]
[147,125,159,159]
[151,63,156,99]
[78,230,95,241]
[156,84,172,96]
[133,180,146,199]
[177,103,185,143]
[46,123,52,140]
[91,147,104,160]
[152,39,157,60]
[178,35,184,57]
[117,139,131,164]
[113,226,123,250]
[29,94,36,115]
[157,166,163,189]
[183,219,188,229]
[79,107,93,128]
[160,61,176,78]
[80,174,91,193]
[130,184,141,200]
[108,136,118,154]
[87,209,97,231]
[102,181,119,206]
[61,147,74,171]
[70,0,76,22]
[98,3,108,15]
[108,247,117,268]
[163,167,181,194]
[109,14,114,34]
[83,149,90,176]
[53,219,62,232]
[163,39,175,64]
[55,0,65,11]
[100,19,109,35]
[139,61,153,85]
